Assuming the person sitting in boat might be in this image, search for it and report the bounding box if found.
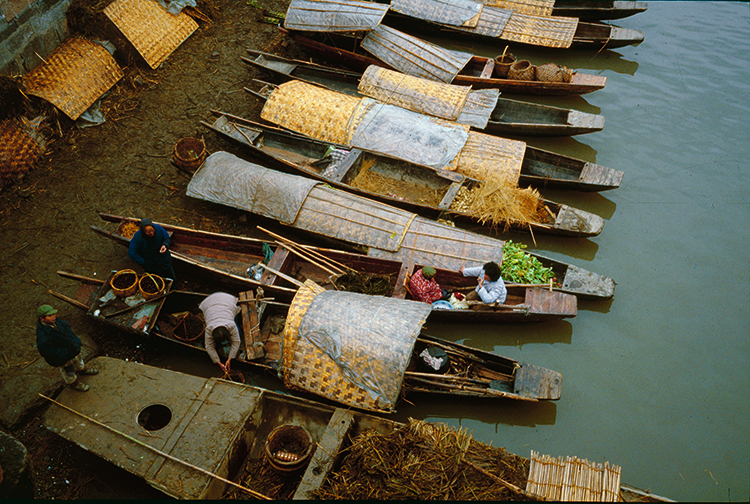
[459,262,507,304]
[409,266,446,304]
[128,218,176,280]
[35,304,98,392]
[199,292,242,373]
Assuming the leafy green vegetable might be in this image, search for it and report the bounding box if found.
[500,240,555,284]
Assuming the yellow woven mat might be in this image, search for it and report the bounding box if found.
[104,0,198,69]
[21,38,123,120]
[450,131,524,184]
[485,0,554,17]
[501,12,577,48]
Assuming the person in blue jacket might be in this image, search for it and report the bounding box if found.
[35,305,98,391]
[128,218,176,280]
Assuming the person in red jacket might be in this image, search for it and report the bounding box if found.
[409,266,445,304]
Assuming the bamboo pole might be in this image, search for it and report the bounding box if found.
[48,290,90,311]
[39,394,271,500]
[275,241,342,276]
[257,226,351,272]
[256,263,304,288]
[460,458,545,500]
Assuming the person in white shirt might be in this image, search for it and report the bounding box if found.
[459,261,507,304]
[198,292,242,373]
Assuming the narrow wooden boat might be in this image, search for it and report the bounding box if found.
[242,49,605,136]
[89,213,578,321]
[51,274,564,413]
[548,0,648,21]
[280,26,608,96]
[204,111,604,238]
[184,151,616,298]
[43,357,671,500]
[283,0,644,50]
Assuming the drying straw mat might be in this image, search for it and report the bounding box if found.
[314,418,531,500]
[525,450,622,501]
[358,65,471,121]
[0,117,46,185]
[261,80,361,145]
[21,38,123,120]
[486,0,555,17]
[501,12,578,48]
[449,131,524,185]
[104,0,198,69]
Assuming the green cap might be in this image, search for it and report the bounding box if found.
[422,266,436,279]
[36,304,57,318]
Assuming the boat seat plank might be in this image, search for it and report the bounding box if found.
[293,408,355,500]
[479,58,495,79]
[323,149,360,184]
[437,182,463,210]
[259,246,289,285]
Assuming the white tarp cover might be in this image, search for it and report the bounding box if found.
[284,0,389,32]
[186,151,318,225]
[456,89,500,129]
[390,0,482,28]
[288,289,431,412]
[350,98,469,169]
[361,25,473,84]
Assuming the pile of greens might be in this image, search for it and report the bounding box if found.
[500,240,555,284]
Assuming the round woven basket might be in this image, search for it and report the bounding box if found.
[138,274,165,300]
[172,137,206,171]
[264,424,314,475]
[110,269,139,297]
[535,63,573,83]
[508,60,536,81]
[493,53,516,78]
[173,313,205,342]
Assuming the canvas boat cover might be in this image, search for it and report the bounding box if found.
[485,0,554,17]
[390,0,483,28]
[186,151,319,225]
[361,25,474,84]
[282,280,431,413]
[283,0,390,32]
[358,65,497,129]
[261,80,470,170]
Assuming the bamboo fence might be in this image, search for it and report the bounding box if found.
[525,450,622,501]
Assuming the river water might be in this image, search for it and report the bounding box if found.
[60,2,748,501]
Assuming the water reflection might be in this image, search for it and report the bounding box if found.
[536,189,617,220]
[522,136,600,162]
[422,319,574,349]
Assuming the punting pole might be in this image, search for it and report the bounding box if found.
[40,394,271,500]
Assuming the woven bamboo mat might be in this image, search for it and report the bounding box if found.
[501,12,577,48]
[486,0,554,17]
[525,450,622,501]
[104,0,198,69]
[0,118,46,184]
[450,131,524,185]
[21,38,123,120]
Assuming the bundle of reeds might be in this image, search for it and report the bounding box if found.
[315,419,532,500]
[332,270,394,297]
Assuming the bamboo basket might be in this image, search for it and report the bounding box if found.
[173,312,204,342]
[493,53,516,78]
[264,424,314,475]
[138,273,165,300]
[172,137,206,171]
[508,60,536,81]
[535,63,573,83]
[110,269,139,297]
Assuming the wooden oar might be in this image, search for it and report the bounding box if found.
[48,290,90,311]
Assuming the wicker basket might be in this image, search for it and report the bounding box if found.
[264,424,313,475]
[508,60,536,81]
[493,53,516,78]
[138,273,165,300]
[173,313,205,342]
[535,63,573,83]
[110,269,139,297]
[172,136,206,171]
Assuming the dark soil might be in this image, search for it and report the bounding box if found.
[0,0,309,498]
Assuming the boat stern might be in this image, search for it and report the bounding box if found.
[514,363,563,400]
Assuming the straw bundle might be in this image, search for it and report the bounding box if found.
[485,0,555,17]
[331,270,395,297]
[261,80,362,145]
[449,177,543,231]
[500,12,578,48]
[315,419,531,500]
[358,65,471,121]
[348,154,445,207]
[449,131,524,185]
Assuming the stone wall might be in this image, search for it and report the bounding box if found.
[0,0,71,76]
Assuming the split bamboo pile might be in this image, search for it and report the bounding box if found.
[525,450,621,502]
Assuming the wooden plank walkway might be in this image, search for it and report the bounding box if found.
[525,450,622,501]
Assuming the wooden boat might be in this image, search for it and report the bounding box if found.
[280,26,608,96]
[51,273,564,413]
[90,213,578,321]
[242,49,606,137]
[547,0,648,21]
[204,111,604,238]
[42,357,672,500]
[283,0,644,50]
[184,151,616,298]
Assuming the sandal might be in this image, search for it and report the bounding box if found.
[70,381,90,392]
[79,367,99,375]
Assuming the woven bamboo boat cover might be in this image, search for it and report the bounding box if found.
[501,12,577,48]
[283,0,389,32]
[361,25,473,84]
[390,0,482,28]
[186,151,319,225]
[104,0,198,69]
[485,0,554,17]
[282,280,431,413]
[0,117,46,183]
[450,131,524,184]
[457,89,499,129]
[21,38,123,120]
[445,4,513,38]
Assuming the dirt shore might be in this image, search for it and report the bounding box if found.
[0,0,299,497]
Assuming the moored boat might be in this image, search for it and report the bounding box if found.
[242,49,606,137]
[184,151,616,298]
[90,213,579,321]
[547,0,648,21]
